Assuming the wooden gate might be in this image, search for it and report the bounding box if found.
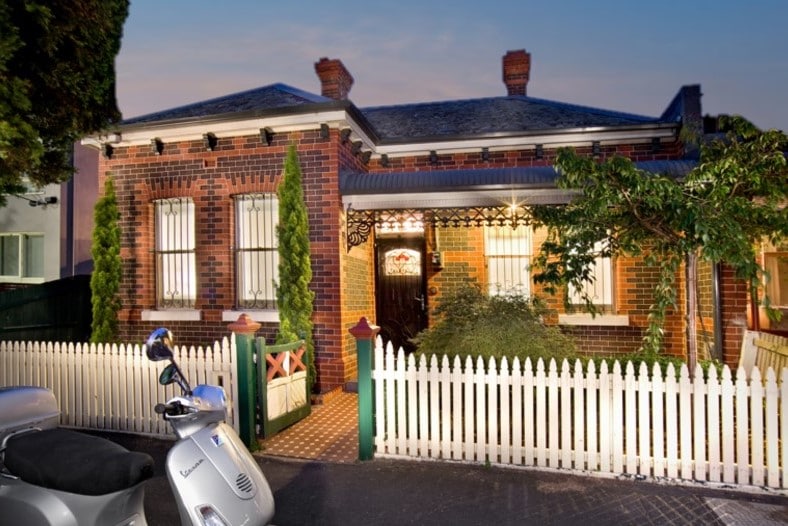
[255,338,311,438]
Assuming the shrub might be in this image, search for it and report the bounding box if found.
[412,285,577,367]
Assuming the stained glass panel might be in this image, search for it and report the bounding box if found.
[384,249,421,276]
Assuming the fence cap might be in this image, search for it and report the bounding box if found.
[228,313,262,334]
[349,317,380,340]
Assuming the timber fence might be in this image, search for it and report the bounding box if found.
[0,338,238,438]
[372,340,788,491]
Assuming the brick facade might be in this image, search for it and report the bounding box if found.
[90,51,757,394]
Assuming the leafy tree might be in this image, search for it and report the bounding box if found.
[90,176,121,342]
[0,0,128,204]
[276,145,316,389]
[532,116,787,373]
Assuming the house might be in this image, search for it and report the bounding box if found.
[82,49,755,394]
[0,144,98,292]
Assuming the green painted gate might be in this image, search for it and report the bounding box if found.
[255,338,311,438]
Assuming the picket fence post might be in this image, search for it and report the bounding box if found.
[350,317,380,461]
[228,314,261,450]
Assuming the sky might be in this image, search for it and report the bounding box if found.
[116,0,788,132]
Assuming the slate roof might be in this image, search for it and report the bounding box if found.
[361,97,662,143]
[122,83,332,125]
[121,84,668,142]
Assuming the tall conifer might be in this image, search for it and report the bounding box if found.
[276,145,316,389]
[90,176,121,342]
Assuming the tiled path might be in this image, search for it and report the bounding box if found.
[257,391,358,463]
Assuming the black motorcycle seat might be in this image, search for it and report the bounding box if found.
[4,428,154,496]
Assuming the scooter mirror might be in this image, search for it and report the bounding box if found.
[159,363,178,386]
[146,327,174,361]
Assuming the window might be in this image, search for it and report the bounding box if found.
[764,251,787,308]
[235,194,279,309]
[154,198,196,308]
[0,233,44,281]
[484,225,531,296]
[567,241,614,309]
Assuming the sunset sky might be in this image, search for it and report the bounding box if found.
[116,0,787,131]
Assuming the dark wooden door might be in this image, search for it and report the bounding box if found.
[375,236,427,353]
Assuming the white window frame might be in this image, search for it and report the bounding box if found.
[567,240,614,309]
[153,198,197,309]
[484,225,532,296]
[234,193,279,310]
[0,233,45,284]
[763,250,788,308]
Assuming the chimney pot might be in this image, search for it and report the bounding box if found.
[502,49,531,97]
[315,57,354,100]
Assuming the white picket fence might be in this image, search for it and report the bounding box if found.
[373,340,788,491]
[0,338,238,438]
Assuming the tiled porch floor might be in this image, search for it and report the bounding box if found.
[257,391,359,463]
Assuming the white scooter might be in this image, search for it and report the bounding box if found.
[0,328,275,526]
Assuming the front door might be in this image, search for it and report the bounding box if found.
[375,236,427,353]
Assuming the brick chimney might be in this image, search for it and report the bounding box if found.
[502,50,531,96]
[315,57,354,100]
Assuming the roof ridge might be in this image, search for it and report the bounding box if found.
[361,95,658,122]
[122,83,328,124]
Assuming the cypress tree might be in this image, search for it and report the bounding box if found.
[90,176,121,343]
[276,145,316,389]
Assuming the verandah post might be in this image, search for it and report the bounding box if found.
[350,317,380,461]
[229,313,261,450]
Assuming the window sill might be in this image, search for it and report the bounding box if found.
[558,313,630,327]
[222,310,279,323]
[141,310,201,322]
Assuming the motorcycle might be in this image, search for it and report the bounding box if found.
[0,328,275,526]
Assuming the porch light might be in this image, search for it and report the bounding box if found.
[535,144,543,159]
[203,132,218,151]
[361,151,371,164]
[429,150,438,165]
[651,137,661,153]
[340,128,352,143]
[320,123,330,139]
[103,143,114,159]
[352,141,362,154]
[380,154,389,167]
[592,141,601,157]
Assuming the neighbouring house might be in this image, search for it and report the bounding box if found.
[82,49,771,394]
[0,143,98,341]
[0,144,98,292]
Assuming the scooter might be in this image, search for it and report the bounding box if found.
[0,328,275,526]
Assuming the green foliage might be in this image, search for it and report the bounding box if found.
[532,116,788,358]
[581,353,723,380]
[276,145,316,389]
[412,285,578,368]
[0,1,128,204]
[90,176,121,343]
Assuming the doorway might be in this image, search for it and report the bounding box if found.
[374,235,427,353]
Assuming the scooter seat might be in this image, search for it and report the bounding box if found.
[5,428,154,496]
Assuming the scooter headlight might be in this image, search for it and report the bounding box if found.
[197,505,230,526]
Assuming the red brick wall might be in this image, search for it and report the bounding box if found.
[719,264,749,367]
[101,128,353,392]
[99,123,738,385]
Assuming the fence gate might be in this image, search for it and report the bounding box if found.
[255,338,311,438]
